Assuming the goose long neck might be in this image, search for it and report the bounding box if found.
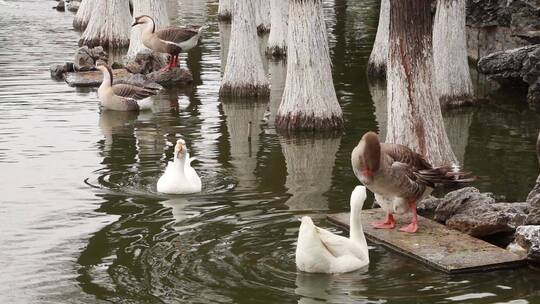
[142,19,155,34]
[350,203,369,259]
[173,153,187,174]
[100,68,112,88]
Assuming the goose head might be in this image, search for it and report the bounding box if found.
[350,186,367,210]
[174,139,187,160]
[132,15,155,30]
[352,132,381,181]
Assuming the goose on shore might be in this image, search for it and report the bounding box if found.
[96,64,158,111]
[295,186,369,274]
[157,139,202,195]
[351,132,473,233]
[132,15,203,71]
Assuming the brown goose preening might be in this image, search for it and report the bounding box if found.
[96,63,159,111]
[351,131,474,233]
[131,15,203,71]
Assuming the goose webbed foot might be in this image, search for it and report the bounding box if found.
[399,200,418,233]
[371,213,395,229]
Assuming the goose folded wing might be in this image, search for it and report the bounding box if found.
[381,143,432,171]
[113,84,158,100]
[156,27,199,44]
[316,227,364,258]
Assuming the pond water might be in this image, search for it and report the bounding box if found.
[1,0,539,303]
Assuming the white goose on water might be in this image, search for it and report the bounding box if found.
[295,186,369,273]
[157,139,202,194]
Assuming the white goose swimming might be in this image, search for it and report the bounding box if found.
[295,186,369,273]
[157,139,202,194]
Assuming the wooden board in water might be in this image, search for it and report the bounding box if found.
[65,69,130,87]
[327,209,526,274]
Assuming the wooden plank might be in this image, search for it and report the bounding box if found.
[327,209,526,274]
[64,69,130,87]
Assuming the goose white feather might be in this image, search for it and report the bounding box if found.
[157,139,202,194]
[295,186,369,273]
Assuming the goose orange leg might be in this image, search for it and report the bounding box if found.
[372,213,395,229]
[161,55,174,71]
[399,200,418,233]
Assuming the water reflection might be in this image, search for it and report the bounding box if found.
[281,135,341,211]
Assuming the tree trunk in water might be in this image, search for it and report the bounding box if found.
[281,135,341,210]
[219,22,231,74]
[275,0,343,132]
[218,0,232,22]
[255,0,271,34]
[433,0,474,108]
[369,80,388,141]
[267,0,288,58]
[73,0,95,31]
[79,0,131,49]
[219,0,269,97]
[268,60,287,128]
[367,0,389,78]
[443,109,473,165]
[126,0,168,61]
[386,0,457,166]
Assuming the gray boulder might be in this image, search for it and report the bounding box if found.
[49,62,74,79]
[74,46,108,72]
[478,44,540,107]
[53,0,65,11]
[434,187,527,237]
[526,175,540,224]
[467,0,540,43]
[147,68,193,87]
[125,50,166,75]
[508,225,540,262]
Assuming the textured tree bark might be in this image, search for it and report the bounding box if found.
[266,0,288,58]
[369,80,388,141]
[443,109,473,165]
[219,22,231,74]
[268,60,287,128]
[255,0,271,34]
[78,0,131,48]
[218,0,232,22]
[433,0,475,108]
[281,135,341,210]
[275,0,343,132]
[73,0,95,31]
[367,0,389,78]
[126,0,169,61]
[386,0,457,166]
[219,0,269,97]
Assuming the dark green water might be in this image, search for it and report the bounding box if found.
[1,0,539,303]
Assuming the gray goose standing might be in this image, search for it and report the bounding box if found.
[132,15,203,71]
[96,63,159,111]
[351,131,473,233]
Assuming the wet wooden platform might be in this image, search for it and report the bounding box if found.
[328,209,526,274]
[64,68,130,87]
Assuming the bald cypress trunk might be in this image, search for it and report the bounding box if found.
[255,0,271,34]
[218,0,232,22]
[275,0,343,132]
[78,0,131,48]
[386,0,457,166]
[267,0,288,58]
[73,0,95,31]
[219,0,269,97]
[126,0,168,60]
[433,0,474,108]
[367,0,389,78]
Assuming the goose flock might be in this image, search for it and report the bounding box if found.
[92,15,472,275]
